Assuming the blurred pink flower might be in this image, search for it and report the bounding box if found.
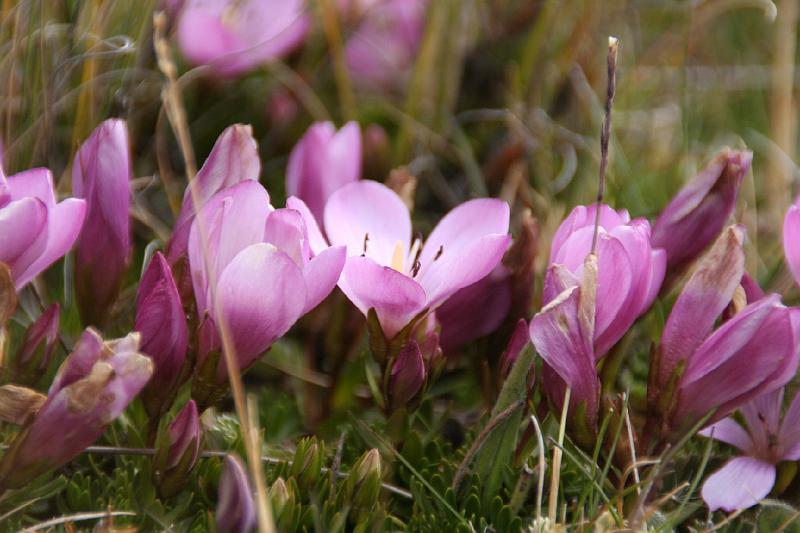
[217,455,256,533]
[177,0,309,76]
[783,195,800,287]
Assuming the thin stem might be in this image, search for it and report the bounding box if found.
[548,387,571,523]
[590,36,618,254]
[530,414,546,523]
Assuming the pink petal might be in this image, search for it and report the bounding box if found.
[15,198,87,289]
[264,208,307,266]
[324,180,411,266]
[5,168,56,206]
[550,204,629,263]
[779,389,800,460]
[0,197,48,281]
[698,418,753,453]
[784,201,800,288]
[215,243,306,372]
[286,196,328,255]
[169,124,260,263]
[702,457,775,512]
[337,255,426,338]
[301,245,346,314]
[188,181,272,314]
[592,233,634,357]
[657,226,745,390]
[739,388,783,456]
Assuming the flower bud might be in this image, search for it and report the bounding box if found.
[136,252,188,418]
[342,448,382,509]
[289,437,324,490]
[216,455,256,533]
[653,148,751,271]
[0,330,152,490]
[388,340,426,411]
[72,119,132,326]
[153,400,201,498]
[498,318,530,380]
[12,303,59,386]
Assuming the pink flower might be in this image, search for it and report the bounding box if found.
[188,181,345,383]
[286,121,361,226]
[651,226,800,437]
[0,330,152,490]
[783,195,800,287]
[72,119,131,325]
[544,204,665,358]
[344,0,427,92]
[177,0,309,77]
[700,387,800,511]
[0,166,86,290]
[290,180,511,338]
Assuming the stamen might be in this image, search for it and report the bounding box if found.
[390,241,405,272]
[363,233,370,254]
[408,237,422,266]
[411,260,421,277]
[434,245,444,261]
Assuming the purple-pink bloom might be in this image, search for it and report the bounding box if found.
[700,387,800,512]
[167,124,260,266]
[286,121,361,226]
[0,166,86,290]
[188,181,345,382]
[653,226,800,435]
[653,149,751,271]
[0,330,152,490]
[530,255,600,435]
[783,196,800,287]
[177,0,309,77]
[72,119,131,325]
[344,0,427,92]
[217,454,256,533]
[544,204,665,358]
[292,180,511,339]
[135,252,188,413]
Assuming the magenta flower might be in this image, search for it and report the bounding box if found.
[783,196,800,286]
[0,330,152,490]
[167,124,260,266]
[72,119,131,325]
[292,180,511,339]
[344,0,427,91]
[0,166,86,290]
[544,204,665,358]
[530,255,600,437]
[135,252,188,416]
[177,0,309,77]
[652,226,800,436]
[188,181,345,382]
[653,149,751,270]
[217,455,256,533]
[700,387,800,511]
[286,121,362,226]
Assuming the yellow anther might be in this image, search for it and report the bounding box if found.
[390,241,405,272]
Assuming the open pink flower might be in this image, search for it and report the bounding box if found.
[0,166,86,290]
[177,0,309,76]
[544,204,665,358]
[700,387,800,512]
[290,180,511,338]
[188,181,345,382]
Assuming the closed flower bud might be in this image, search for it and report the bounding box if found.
[653,148,751,271]
[343,448,382,509]
[136,252,188,418]
[13,303,60,386]
[153,400,201,498]
[289,437,324,490]
[388,340,426,411]
[216,455,256,533]
[268,477,291,516]
[72,119,132,326]
[0,329,152,490]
